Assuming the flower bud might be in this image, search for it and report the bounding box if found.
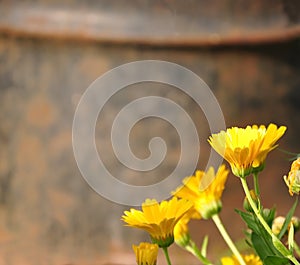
[292,216,300,232]
[133,242,158,265]
[272,216,285,236]
[272,216,300,236]
[174,219,190,248]
[199,200,222,219]
[284,158,300,196]
[243,190,259,212]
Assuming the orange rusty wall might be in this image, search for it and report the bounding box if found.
[0,0,299,264]
[0,36,299,264]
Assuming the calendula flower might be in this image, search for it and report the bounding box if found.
[122,197,193,248]
[174,209,201,247]
[173,165,229,219]
[132,242,158,265]
[284,157,300,195]
[221,254,262,265]
[208,124,286,177]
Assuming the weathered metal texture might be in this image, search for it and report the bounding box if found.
[0,1,299,265]
[0,0,300,46]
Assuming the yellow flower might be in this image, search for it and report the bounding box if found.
[122,197,193,247]
[208,124,286,177]
[221,254,262,265]
[174,208,201,247]
[173,165,229,219]
[284,157,300,195]
[132,242,158,265]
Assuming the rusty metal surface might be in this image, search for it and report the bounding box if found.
[0,1,299,265]
[0,35,299,264]
[0,0,300,46]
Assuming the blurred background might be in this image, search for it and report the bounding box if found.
[0,0,300,264]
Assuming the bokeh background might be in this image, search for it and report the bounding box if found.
[0,0,300,264]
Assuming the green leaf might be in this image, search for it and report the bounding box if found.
[235,209,260,235]
[263,256,290,265]
[201,235,209,257]
[236,207,276,235]
[294,239,300,257]
[288,223,294,252]
[251,232,278,259]
[278,198,298,239]
[237,208,289,262]
[261,207,276,227]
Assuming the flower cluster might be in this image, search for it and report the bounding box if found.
[122,123,300,265]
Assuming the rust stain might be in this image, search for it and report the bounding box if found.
[79,55,110,79]
[48,130,72,155]
[15,133,47,178]
[0,148,9,176]
[47,189,74,226]
[25,96,56,129]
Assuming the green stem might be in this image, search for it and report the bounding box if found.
[185,241,213,265]
[241,177,300,265]
[253,171,262,210]
[294,240,300,257]
[162,247,172,265]
[212,214,246,265]
[253,172,260,197]
[290,256,300,265]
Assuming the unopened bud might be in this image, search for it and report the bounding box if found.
[284,158,300,196]
[243,190,259,212]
